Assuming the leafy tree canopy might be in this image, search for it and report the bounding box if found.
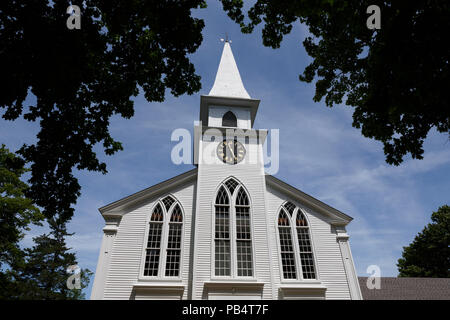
[397,205,450,278]
[220,0,450,165]
[10,230,93,300]
[0,145,42,269]
[0,0,206,221]
[0,145,42,296]
[1,145,90,299]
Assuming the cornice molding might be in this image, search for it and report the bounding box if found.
[132,283,185,296]
[98,169,197,217]
[266,175,353,225]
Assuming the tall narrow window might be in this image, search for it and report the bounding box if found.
[143,196,184,277]
[214,178,254,277]
[222,111,237,127]
[165,204,183,277]
[278,209,297,279]
[277,202,317,280]
[144,204,164,276]
[296,211,316,279]
[235,187,252,276]
[215,186,231,276]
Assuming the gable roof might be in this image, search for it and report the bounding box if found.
[99,168,197,217]
[266,174,353,225]
[98,169,353,225]
[358,277,450,300]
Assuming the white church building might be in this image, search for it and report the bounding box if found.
[91,41,362,300]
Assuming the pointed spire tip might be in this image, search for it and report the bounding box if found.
[208,40,250,99]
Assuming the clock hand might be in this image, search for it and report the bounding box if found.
[227,142,236,158]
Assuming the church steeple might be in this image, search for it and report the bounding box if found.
[208,41,251,99]
[198,41,260,132]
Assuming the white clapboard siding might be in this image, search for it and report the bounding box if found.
[265,185,351,299]
[193,140,273,299]
[103,181,196,300]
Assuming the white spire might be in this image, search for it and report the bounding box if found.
[208,41,251,99]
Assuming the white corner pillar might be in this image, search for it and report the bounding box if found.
[90,215,121,300]
[335,226,362,300]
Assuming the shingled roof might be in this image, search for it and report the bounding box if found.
[358,277,450,300]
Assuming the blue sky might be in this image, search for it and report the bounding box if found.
[1,1,449,298]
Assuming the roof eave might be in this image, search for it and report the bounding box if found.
[200,95,260,127]
[98,168,198,217]
[265,174,353,225]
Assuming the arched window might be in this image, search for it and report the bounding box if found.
[277,201,317,280]
[222,111,237,127]
[235,187,252,276]
[166,204,183,277]
[278,209,296,279]
[143,196,183,277]
[214,186,231,276]
[214,178,254,277]
[296,210,316,279]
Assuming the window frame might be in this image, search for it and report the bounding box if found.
[165,204,184,277]
[143,203,164,277]
[275,202,319,283]
[211,178,256,280]
[276,208,298,281]
[213,186,232,277]
[234,186,253,277]
[222,111,238,127]
[140,195,184,281]
[294,209,317,280]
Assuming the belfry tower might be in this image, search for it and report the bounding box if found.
[192,40,272,299]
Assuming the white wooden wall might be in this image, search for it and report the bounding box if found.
[192,138,273,299]
[98,140,355,299]
[265,185,352,299]
[101,181,196,300]
[98,177,354,299]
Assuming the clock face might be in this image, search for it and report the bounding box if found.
[217,140,246,164]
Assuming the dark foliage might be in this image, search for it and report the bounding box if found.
[220,0,450,165]
[0,0,206,222]
[398,205,450,278]
[0,145,91,299]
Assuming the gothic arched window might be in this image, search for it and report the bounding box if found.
[295,210,316,279]
[143,196,183,277]
[214,186,231,276]
[277,201,317,280]
[214,178,254,277]
[222,111,237,127]
[278,209,296,279]
[235,187,252,276]
[166,204,183,277]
